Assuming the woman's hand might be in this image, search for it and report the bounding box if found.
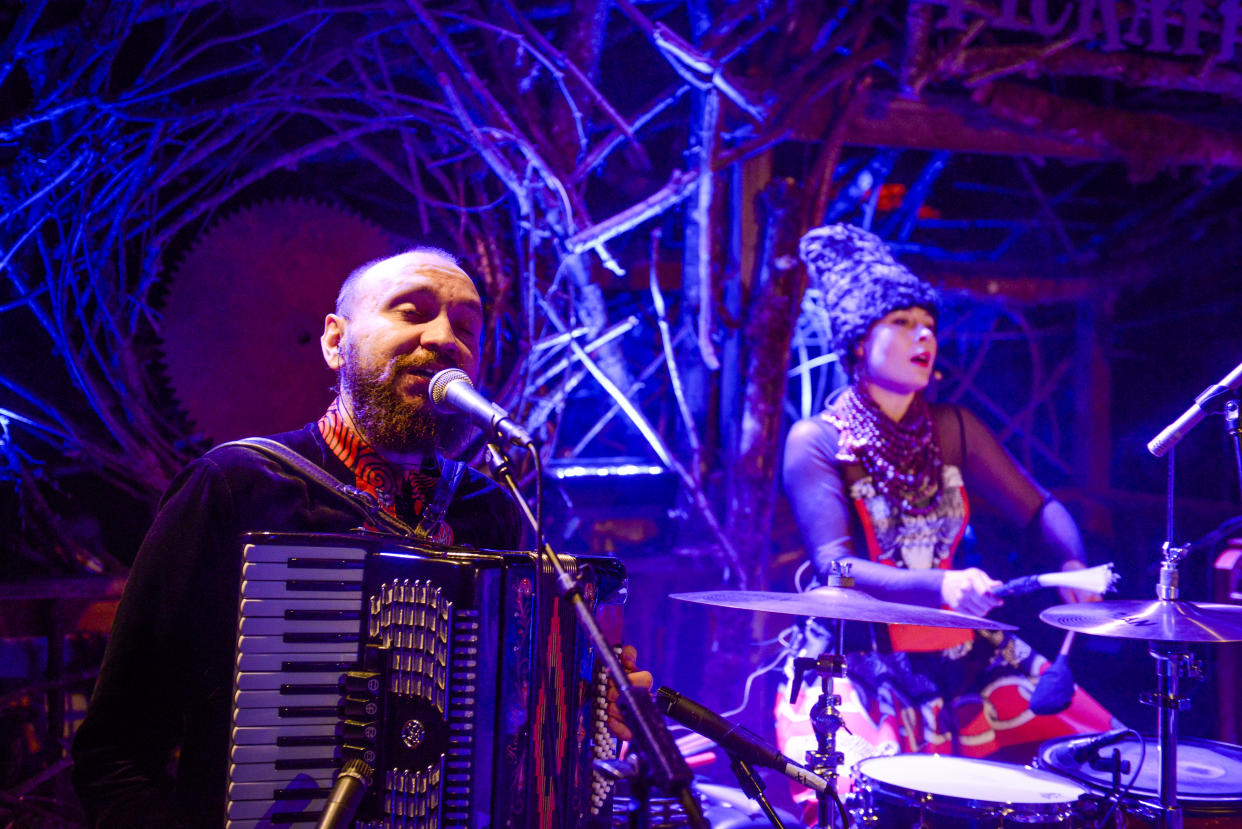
[606,644,652,741]
[940,568,1003,617]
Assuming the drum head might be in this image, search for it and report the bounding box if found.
[1038,735,1242,805]
[854,754,1088,805]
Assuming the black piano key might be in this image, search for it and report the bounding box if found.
[283,609,361,621]
[286,557,364,569]
[274,758,340,771]
[282,632,358,643]
[280,661,354,672]
[273,787,332,800]
[275,735,340,748]
[286,580,359,592]
[278,684,341,695]
[278,706,342,718]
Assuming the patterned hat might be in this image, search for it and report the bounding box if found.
[798,223,938,370]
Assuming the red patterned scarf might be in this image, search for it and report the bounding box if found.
[317,398,445,534]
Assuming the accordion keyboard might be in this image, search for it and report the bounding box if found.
[226,532,624,829]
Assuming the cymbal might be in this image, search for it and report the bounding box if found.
[669,587,1017,630]
[1040,599,1242,642]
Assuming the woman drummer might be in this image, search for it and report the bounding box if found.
[775,224,1118,814]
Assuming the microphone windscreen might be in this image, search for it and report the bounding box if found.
[429,368,470,406]
[1029,653,1075,715]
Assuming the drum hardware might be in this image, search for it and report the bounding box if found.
[789,563,857,829]
[607,780,800,828]
[1039,552,1242,829]
[1130,368,1242,825]
[1094,745,1137,829]
[655,686,825,828]
[849,754,1093,828]
[671,561,1022,828]
[1038,733,1242,828]
[722,756,785,829]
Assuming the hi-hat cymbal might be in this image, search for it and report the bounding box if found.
[1040,599,1242,642]
[669,587,1016,630]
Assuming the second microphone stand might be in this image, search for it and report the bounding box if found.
[485,438,705,828]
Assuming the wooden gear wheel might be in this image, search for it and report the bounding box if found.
[158,198,397,444]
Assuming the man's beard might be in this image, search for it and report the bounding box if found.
[338,343,472,457]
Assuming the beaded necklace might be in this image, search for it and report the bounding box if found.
[826,385,943,516]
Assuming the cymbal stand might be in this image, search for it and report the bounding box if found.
[791,564,852,829]
[1141,534,1202,829]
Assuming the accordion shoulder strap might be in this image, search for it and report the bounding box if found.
[413,459,465,541]
[216,436,419,538]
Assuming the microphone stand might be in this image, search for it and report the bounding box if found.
[484,439,705,828]
[725,754,786,829]
[1226,399,1242,506]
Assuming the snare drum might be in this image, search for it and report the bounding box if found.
[851,754,1091,827]
[1037,734,1242,827]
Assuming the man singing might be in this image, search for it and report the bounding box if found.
[72,248,648,827]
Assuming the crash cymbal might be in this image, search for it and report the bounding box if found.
[1040,599,1242,642]
[669,587,1016,630]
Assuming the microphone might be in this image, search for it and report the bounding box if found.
[429,368,534,447]
[315,758,371,829]
[655,686,828,793]
[1148,359,1242,457]
[1066,728,1130,764]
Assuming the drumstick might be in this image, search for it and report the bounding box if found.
[992,563,1117,599]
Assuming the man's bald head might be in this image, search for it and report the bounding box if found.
[335,246,464,319]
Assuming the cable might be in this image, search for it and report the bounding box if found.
[720,645,794,719]
[1093,730,1144,828]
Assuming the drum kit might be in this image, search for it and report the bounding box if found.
[669,540,1242,829]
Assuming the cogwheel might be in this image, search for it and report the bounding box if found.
[158,198,397,444]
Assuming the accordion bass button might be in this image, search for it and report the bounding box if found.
[401,718,427,750]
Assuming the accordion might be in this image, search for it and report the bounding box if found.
[226,532,627,828]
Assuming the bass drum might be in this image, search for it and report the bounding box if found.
[850,754,1092,827]
[1037,734,1242,827]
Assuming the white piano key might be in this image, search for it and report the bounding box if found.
[233,690,341,710]
[235,671,344,690]
[233,708,342,727]
[230,723,338,745]
[230,758,339,783]
[227,777,333,802]
[239,617,359,636]
[227,796,328,820]
[238,636,356,654]
[235,651,356,672]
[239,581,363,600]
[240,598,359,616]
[241,544,367,563]
[242,562,365,582]
[231,743,339,763]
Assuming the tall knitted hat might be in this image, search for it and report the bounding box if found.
[798,223,939,370]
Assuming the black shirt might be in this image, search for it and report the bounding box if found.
[71,424,521,827]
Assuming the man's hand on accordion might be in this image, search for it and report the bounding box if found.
[606,644,653,741]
